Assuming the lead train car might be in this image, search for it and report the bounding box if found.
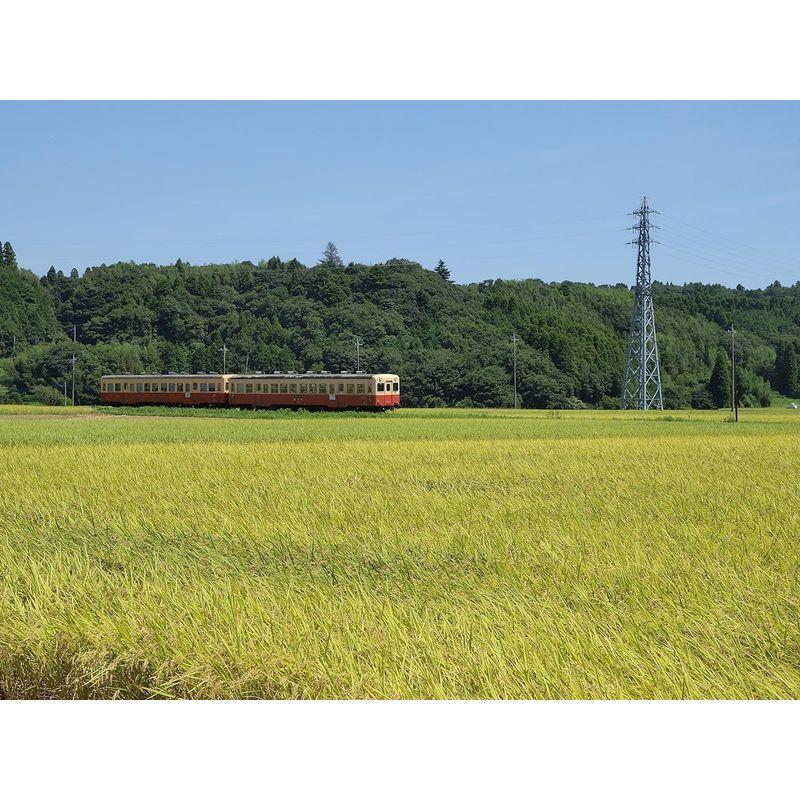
[227,373,399,409]
[99,372,400,410]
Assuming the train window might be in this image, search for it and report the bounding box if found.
[101,383,106,391]
[197,382,205,392]
[393,382,399,391]
[289,383,297,393]
[319,384,328,394]
[243,383,251,393]
[225,382,230,391]
[300,383,308,393]
[177,383,183,391]
[280,383,288,393]
[144,383,150,391]
[346,383,354,393]
[136,383,143,392]
[115,383,122,391]
[367,384,373,392]
[271,384,278,393]
[357,384,365,394]
[329,384,335,394]
[123,383,128,390]
[308,383,316,393]
[168,383,175,392]
[208,382,215,392]
[377,382,385,391]
[158,383,165,392]
[338,383,343,392]
[255,383,261,392]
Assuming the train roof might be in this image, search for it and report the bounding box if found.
[100,372,398,380]
[228,372,398,380]
[100,373,228,379]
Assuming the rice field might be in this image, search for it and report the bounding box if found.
[1,405,798,699]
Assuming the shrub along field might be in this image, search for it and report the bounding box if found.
[0,406,798,699]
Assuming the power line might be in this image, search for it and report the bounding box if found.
[659,241,796,284]
[658,248,781,285]
[659,224,798,271]
[659,228,799,280]
[660,212,799,269]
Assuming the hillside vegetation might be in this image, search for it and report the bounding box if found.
[2,246,799,408]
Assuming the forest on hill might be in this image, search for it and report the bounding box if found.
[1,241,799,408]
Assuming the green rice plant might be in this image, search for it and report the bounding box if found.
[0,404,95,416]
[0,406,798,698]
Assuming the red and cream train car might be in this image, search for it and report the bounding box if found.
[99,372,400,410]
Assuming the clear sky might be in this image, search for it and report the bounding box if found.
[0,101,797,288]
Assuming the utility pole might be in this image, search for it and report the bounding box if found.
[730,326,738,422]
[71,325,77,406]
[511,332,519,409]
[621,196,664,410]
[354,336,364,372]
[220,343,228,373]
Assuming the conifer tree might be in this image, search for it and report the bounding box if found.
[317,242,344,268]
[775,341,800,395]
[3,242,17,269]
[435,259,451,282]
[787,347,800,396]
[709,348,732,408]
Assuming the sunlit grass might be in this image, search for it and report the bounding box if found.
[0,403,95,416]
[1,407,798,698]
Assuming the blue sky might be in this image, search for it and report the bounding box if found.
[0,101,797,287]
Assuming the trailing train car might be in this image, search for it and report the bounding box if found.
[100,374,230,406]
[99,372,400,410]
[227,372,400,410]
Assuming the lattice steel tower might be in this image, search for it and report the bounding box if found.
[621,196,663,410]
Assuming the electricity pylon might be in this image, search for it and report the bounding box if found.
[621,196,663,410]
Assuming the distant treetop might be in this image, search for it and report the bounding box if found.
[318,242,344,268]
[2,241,18,270]
[435,259,452,282]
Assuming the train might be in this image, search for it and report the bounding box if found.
[99,371,400,410]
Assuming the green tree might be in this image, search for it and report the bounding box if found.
[5,254,800,409]
[709,349,732,408]
[317,242,343,268]
[775,341,799,395]
[789,352,800,396]
[435,259,451,282]
[2,242,17,269]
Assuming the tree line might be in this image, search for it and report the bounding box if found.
[1,240,799,408]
